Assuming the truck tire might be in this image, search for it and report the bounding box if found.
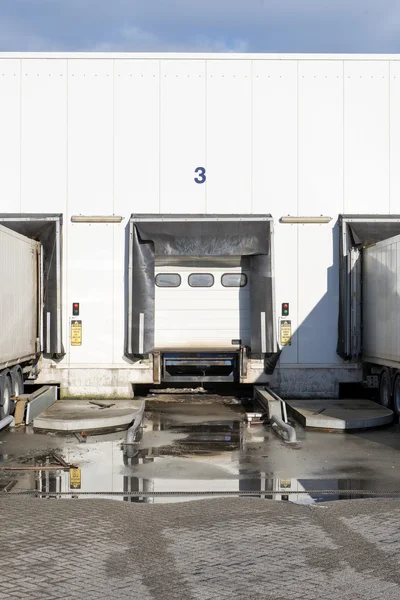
[10,366,24,399]
[393,375,400,416]
[0,372,12,420]
[379,370,392,408]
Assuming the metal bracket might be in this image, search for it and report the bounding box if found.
[239,346,248,380]
[365,375,379,389]
[153,352,161,385]
[254,386,297,444]
[25,386,58,424]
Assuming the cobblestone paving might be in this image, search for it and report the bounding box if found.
[2,497,400,599]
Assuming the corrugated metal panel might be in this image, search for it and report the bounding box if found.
[68,59,113,215]
[390,62,400,213]
[0,59,20,211]
[21,59,67,212]
[114,59,160,214]
[343,61,390,213]
[206,60,252,213]
[160,60,206,213]
[298,60,343,215]
[0,224,39,365]
[68,224,114,364]
[297,61,343,364]
[252,60,297,214]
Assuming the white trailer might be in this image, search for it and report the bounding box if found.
[0,224,42,417]
[2,52,400,398]
[362,233,400,414]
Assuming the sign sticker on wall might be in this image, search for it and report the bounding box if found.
[280,320,292,347]
[71,319,82,346]
[70,468,81,489]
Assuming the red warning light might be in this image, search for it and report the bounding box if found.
[72,302,80,316]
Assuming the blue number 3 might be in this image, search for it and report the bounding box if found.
[194,167,206,184]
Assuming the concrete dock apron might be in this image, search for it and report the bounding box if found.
[33,399,146,432]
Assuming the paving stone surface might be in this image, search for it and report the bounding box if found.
[1,497,400,599]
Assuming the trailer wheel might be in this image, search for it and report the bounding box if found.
[0,372,12,420]
[393,375,400,416]
[379,370,392,408]
[10,366,24,399]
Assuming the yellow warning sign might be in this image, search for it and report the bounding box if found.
[71,320,82,346]
[70,468,81,489]
[280,320,292,346]
[280,479,292,489]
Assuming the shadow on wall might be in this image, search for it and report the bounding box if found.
[268,222,350,398]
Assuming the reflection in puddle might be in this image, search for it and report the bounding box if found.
[0,404,397,503]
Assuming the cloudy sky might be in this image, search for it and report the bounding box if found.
[0,0,398,53]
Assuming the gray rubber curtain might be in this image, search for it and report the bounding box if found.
[126,215,276,360]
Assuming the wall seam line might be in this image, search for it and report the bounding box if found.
[19,58,22,212]
[205,59,208,214]
[112,58,115,365]
[342,60,345,215]
[66,57,70,368]
[296,60,300,365]
[389,60,391,214]
[158,59,161,213]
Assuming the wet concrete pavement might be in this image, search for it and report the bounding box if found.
[1,394,400,502]
[2,395,400,599]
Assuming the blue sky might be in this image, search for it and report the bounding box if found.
[0,0,398,53]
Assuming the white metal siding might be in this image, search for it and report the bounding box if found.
[297,61,344,365]
[0,53,397,379]
[390,62,400,213]
[21,59,67,212]
[160,60,206,213]
[154,264,251,351]
[344,61,390,213]
[0,60,20,211]
[114,59,160,214]
[0,224,39,365]
[206,60,252,214]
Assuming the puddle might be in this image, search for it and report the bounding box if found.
[0,399,399,503]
